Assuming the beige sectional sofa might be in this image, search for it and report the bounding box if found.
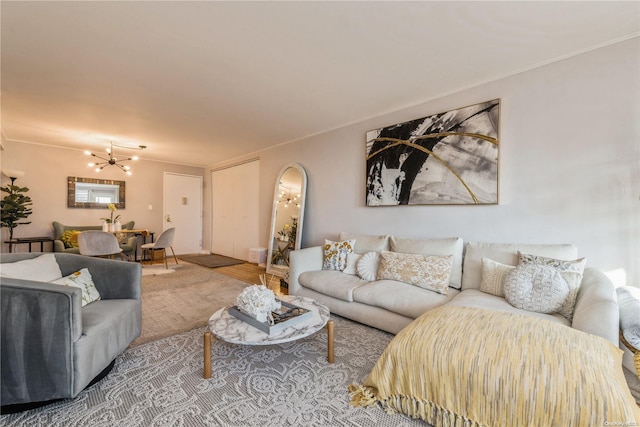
[289,233,619,346]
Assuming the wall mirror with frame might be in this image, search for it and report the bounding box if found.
[266,163,307,279]
[67,176,126,209]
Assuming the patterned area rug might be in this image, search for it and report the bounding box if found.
[0,316,427,427]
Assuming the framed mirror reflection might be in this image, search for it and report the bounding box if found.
[67,176,126,209]
[267,163,307,278]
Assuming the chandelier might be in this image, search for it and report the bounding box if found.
[278,185,300,208]
[85,142,146,175]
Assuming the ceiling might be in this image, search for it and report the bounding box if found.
[2,1,638,168]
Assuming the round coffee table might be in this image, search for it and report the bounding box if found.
[203,295,333,379]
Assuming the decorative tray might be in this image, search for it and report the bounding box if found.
[228,299,312,335]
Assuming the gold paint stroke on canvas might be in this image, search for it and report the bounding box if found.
[367,132,500,204]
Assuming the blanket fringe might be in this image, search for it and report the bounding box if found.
[349,385,482,427]
[348,384,379,408]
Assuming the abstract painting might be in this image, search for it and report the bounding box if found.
[366,99,500,206]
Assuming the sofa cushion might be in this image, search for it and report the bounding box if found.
[353,279,458,319]
[0,253,63,282]
[518,252,586,321]
[298,270,369,302]
[389,236,463,289]
[479,258,515,297]
[446,289,570,326]
[323,239,355,271]
[378,251,453,295]
[357,251,380,281]
[503,264,570,314]
[51,268,101,307]
[339,232,389,254]
[462,242,578,291]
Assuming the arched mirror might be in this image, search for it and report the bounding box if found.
[267,163,307,279]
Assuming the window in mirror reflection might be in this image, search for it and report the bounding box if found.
[75,182,119,204]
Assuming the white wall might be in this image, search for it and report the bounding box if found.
[1,141,205,247]
[255,38,640,286]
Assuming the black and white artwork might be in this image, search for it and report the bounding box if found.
[366,99,500,206]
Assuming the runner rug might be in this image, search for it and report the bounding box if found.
[178,253,244,268]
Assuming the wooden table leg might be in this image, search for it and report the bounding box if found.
[203,331,212,379]
[326,320,334,363]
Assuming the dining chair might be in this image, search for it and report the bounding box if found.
[77,230,124,259]
[141,228,178,269]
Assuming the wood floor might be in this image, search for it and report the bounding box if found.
[214,262,288,295]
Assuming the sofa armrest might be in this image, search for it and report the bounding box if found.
[289,246,324,295]
[55,254,142,300]
[53,239,66,252]
[571,267,619,345]
[1,278,82,404]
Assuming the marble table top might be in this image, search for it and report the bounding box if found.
[208,295,330,345]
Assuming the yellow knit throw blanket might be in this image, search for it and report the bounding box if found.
[349,305,640,427]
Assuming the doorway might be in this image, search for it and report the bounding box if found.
[163,172,203,255]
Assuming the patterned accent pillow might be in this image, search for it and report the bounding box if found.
[503,264,570,314]
[377,251,453,295]
[518,252,586,320]
[479,258,515,297]
[356,251,381,281]
[343,252,363,275]
[323,239,355,271]
[51,268,101,306]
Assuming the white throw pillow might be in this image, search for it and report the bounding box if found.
[479,258,515,297]
[518,252,586,321]
[503,264,570,314]
[51,268,101,306]
[377,251,453,295]
[356,252,380,281]
[343,252,363,275]
[0,253,63,282]
[322,239,355,271]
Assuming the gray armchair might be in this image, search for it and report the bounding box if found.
[0,253,142,411]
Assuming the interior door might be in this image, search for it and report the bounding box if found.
[163,173,203,255]
[211,160,259,260]
[211,167,235,257]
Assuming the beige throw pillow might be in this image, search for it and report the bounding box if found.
[503,264,570,314]
[479,258,515,297]
[377,251,453,294]
[518,252,586,321]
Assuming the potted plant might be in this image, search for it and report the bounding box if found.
[101,203,121,232]
[1,176,33,240]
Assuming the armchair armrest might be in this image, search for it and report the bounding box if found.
[571,267,619,345]
[1,278,82,404]
[289,246,323,295]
